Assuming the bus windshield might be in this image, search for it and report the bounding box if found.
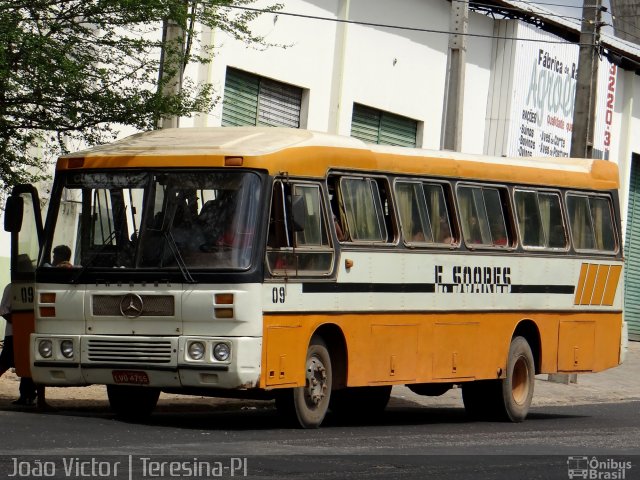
[43,170,262,272]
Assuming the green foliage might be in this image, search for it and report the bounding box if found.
[0,0,279,190]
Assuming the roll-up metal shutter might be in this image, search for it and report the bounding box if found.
[222,68,259,126]
[258,77,301,128]
[351,104,381,144]
[379,111,418,147]
[350,103,417,147]
[624,153,640,340]
[222,68,302,128]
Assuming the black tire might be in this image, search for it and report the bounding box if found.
[275,337,332,428]
[330,386,392,419]
[107,385,160,420]
[500,336,535,422]
[462,336,535,422]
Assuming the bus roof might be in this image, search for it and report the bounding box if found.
[57,127,619,190]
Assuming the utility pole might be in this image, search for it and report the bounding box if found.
[441,0,469,151]
[157,6,187,130]
[570,0,604,158]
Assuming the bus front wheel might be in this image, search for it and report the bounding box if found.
[462,336,535,422]
[107,385,160,420]
[275,337,332,428]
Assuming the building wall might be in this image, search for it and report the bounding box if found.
[184,0,494,152]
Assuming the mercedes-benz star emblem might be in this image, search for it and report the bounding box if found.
[119,293,144,318]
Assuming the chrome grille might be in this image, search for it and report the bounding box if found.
[87,338,173,364]
[92,295,175,316]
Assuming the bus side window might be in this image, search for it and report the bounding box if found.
[327,179,345,242]
[567,194,596,250]
[395,181,433,244]
[515,189,567,250]
[567,193,617,252]
[266,180,334,276]
[540,192,567,249]
[375,179,397,243]
[267,181,289,248]
[589,196,616,251]
[515,190,543,247]
[457,185,509,248]
[340,177,388,243]
[423,183,454,244]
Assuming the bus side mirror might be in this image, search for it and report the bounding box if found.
[4,195,24,232]
[291,195,307,232]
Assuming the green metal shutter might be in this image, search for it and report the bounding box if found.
[222,68,302,128]
[379,111,417,147]
[350,103,417,147]
[257,77,302,128]
[351,104,382,144]
[624,154,640,340]
[222,68,259,126]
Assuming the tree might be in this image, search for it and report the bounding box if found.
[0,0,279,190]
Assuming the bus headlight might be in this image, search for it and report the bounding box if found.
[188,341,205,361]
[38,340,53,359]
[213,342,230,362]
[60,340,74,359]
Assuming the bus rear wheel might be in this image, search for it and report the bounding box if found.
[275,337,332,428]
[107,385,160,420]
[462,336,535,422]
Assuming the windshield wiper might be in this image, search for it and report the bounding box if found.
[163,231,196,284]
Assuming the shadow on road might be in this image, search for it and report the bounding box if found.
[0,395,589,431]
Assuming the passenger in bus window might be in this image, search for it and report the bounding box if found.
[435,215,453,244]
[489,217,508,246]
[170,203,205,254]
[52,245,73,268]
[410,228,426,242]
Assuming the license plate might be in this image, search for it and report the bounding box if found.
[112,370,149,385]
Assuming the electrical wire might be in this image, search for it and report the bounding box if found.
[223,4,590,46]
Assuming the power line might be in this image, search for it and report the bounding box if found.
[467,0,584,23]
[504,0,592,9]
[608,13,640,37]
[223,4,590,46]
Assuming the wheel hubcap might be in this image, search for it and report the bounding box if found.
[512,355,530,405]
[305,356,328,406]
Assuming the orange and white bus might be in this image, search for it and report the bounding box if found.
[5,127,627,428]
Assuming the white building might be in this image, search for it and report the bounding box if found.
[3,0,640,337]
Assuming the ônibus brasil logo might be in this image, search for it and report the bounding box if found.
[567,456,632,479]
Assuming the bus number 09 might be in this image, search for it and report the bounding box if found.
[21,286,34,304]
[272,287,286,304]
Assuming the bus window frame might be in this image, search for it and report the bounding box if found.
[513,187,570,253]
[392,177,459,249]
[455,181,515,251]
[266,177,336,278]
[334,174,399,247]
[565,190,619,255]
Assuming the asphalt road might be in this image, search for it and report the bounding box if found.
[0,399,637,479]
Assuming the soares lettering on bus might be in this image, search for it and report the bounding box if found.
[434,265,512,294]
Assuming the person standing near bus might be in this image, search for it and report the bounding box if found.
[0,283,39,406]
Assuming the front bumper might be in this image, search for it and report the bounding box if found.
[30,334,262,389]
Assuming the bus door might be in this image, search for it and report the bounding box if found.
[3,185,44,377]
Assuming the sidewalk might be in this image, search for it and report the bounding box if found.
[0,342,638,411]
